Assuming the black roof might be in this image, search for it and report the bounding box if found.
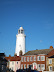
[0,53,5,56]
[48,55,54,58]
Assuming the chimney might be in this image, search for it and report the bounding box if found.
[50,46,53,49]
[9,55,11,57]
[14,53,17,57]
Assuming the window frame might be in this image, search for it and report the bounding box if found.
[49,66,52,71]
[37,56,40,61]
[30,56,33,61]
[41,56,45,61]
[21,57,23,62]
[24,57,26,62]
[49,59,52,64]
[17,61,18,64]
[27,57,29,62]
[38,64,41,71]
[27,64,29,68]
[34,56,36,61]
[21,64,23,69]
[24,64,26,69]
[12,61,14,65]
[41,64,45,70]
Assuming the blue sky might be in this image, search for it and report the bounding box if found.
[0,0,54,56]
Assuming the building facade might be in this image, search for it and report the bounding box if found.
[46,48,54,71]
[5,56,21,72]
[21,46,54,72]
[15,27,26,56]
[0,53,7,72]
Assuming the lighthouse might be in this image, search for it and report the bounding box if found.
[15,27,26,56]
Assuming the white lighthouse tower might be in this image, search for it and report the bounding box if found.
[15,27,26,56]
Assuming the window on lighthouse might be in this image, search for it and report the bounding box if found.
[18,30,20,34]
[21,30,24,34]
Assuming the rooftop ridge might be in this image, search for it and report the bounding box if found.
[28,48,54,52]
[24,48,54,55]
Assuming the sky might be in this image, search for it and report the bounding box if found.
[0,0,54,56]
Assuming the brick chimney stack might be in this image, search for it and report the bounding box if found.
[50,46,53,49]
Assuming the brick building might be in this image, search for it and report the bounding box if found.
[21,46,54,72]
[46,46,54,71]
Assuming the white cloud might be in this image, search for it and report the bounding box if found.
[40,40,43,43]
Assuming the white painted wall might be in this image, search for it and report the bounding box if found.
[9,61,15,71]
[9,61,21,72]
[42,71,54,72]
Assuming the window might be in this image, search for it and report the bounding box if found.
[24,64,26,69]
[24,57,26,62]
[21,57,23,62]
[12,67,13,70]
[34,56,36,61]
[7,62,8,66]
[16,67,18,70]
[27,57,29,62]
[21,30,24,34]
[38,56,40,61]
[30,57,33,61]
[21,64,23,69]
[12,61,14,65]
[17,62,18,64]
[27,64,29,68]
[18,30,20,34]
[49,59,52,64]
[2,65,3,70]
[41,56,45,61]
[38,64,41,71]
[30,64,33,69]
[49,66,52,71]
[41,64,45,70]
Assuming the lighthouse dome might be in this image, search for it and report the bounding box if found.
[20,27,23,30]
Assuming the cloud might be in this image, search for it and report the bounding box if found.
[44,23,54,30]
[40,40,43,43]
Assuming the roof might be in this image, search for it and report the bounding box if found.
[24,48,54,56]
[0,53,5,56]
[0,57,7,62]
[48,55,54,58]
[5,56,21,61]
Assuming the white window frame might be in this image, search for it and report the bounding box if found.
[27,64,29,68]
[12,61,14,65]
[16,67,18,70]
[12,67,13,70]
[24,57,26,62]
[37,56,40,61]
[49,59,52,64]
[41,56,45,61]
[38,64,41,71]
[24,64,26,69]
[21,57,23,62]
[30,56,33,61]
[34,56,36,61]
[17,61,18,64]
[49,66,52,71]
[41,64,45,70]
[27,57,29,62]
[21,64,23,69]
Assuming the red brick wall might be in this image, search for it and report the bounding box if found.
[47,49,54,57]
[21,55,46,71]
